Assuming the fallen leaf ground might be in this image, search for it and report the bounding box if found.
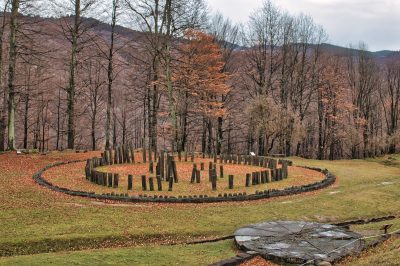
[43,157,324,197]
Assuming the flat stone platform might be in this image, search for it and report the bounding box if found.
[234,221,365,265]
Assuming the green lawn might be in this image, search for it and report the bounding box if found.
[0,152,399,264]
[0,241,236,266]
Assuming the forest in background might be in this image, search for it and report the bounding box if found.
[0,0,399,160]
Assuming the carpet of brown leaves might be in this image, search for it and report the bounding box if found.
[43,157,325,197]
[240,256,278,266]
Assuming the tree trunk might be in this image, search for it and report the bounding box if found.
[0,90,6,151]
[207,119,212,155]
[0,4,7,152]
[112,110,117,147]
[7,0,20,150]
[317,89,324,160]
[56,88,61,150]
[23,93,29,149]
[67,0,81,150]
[105,0,117,150]
[91,104,96,151]
[201,117,207,154]
[216,116,223,155]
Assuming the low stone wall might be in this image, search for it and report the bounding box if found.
[33,160,336,204]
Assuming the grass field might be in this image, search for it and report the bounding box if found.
[0,151,399,265]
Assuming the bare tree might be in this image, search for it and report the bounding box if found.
[0,1,10,151]
[346,43,380,158]
[208,12,239,155]
[104,0,119,149]
[54,0,97,149]
[380,60,400,153]
[6,0,19,150]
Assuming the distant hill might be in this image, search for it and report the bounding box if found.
[79,16,399,60]
[319,43,399,59]
[7,14,400,64]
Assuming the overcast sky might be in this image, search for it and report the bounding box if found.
[207,0,400,52]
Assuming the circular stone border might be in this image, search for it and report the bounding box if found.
[33,161,336,203]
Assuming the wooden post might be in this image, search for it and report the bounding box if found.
[200,162,204,171]
[149,177,154,191]
[160,151,165,180]
[184,151,188,162]
[196,169,201,183]
[113,174,119,188]
[108,173,112,187]
[228,175,234,189]
[100,172,104,186]
[191,152,194,162]
[272,159,277,169]
[85,160,90,179]
[168,175,173,191]
[211,172,217,191]
[178,151,181,161]
[166,155,171,181]
[219,165,224,178]
[283,163,288,179]
[128,175,133,190]
[157,176,162,191]
[103,173,107,186]
[172,160,178,183]
[141,175,147,191]
[246,173,251,187]
[191,164,197,183]
[252,172,256,185]
[156,161,160,177]
[96,171,101,185]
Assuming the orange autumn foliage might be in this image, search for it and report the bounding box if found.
[174,29,230,118]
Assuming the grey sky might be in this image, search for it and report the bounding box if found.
[207,0,400,52]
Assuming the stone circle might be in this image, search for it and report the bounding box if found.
[234,221,365,264]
